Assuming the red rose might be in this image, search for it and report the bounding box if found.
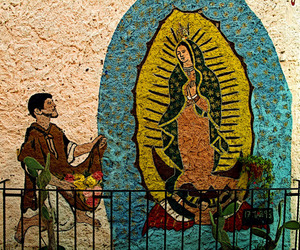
[65,174,75,183]
[83,188,93,198]
[93,186,103,196]
[86,197,100,207]
[92,171,103,181]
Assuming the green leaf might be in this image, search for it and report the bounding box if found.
[27,167,38,178]
[275,226,283,245]
[219,240,232,250]
[24,157,44,170]
[252,227,273,242]
[283,220,300,230]
[40,190,48,204]
[223,202,238,216]
[218,216,225,229]
[209,211,215,226]
[45,153,50,171]
[24,157,45,178]
[211,224,217,240]
[220,230,230,243]
[38,168,51,189]
[218,203,223,216]
[51,209,56,223]
[42,206,50,220]
[277,201,282,232]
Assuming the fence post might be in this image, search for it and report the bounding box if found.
[2,180,6,249]
[164,190,167,250]
[198,190,202,250]
[146,190,149,250]
[110,191,113,250]
[129,191,131,249]
[56,188,59,249]
[296,180,300,249]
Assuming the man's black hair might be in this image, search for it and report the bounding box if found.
[28,93,52,118]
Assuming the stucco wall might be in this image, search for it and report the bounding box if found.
[245,0,299,186]
[0,0,299,248]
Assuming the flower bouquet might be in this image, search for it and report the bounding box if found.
[64,171,103,209]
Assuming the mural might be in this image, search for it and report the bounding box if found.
[16,93,107,244]
[98,0,292,249]
[0,0,295,249]
[133,8,254,231]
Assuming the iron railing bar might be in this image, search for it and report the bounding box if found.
[3,193,22,197]
[129,191,131,250]
[233,190,237,248]
[74,189,77,250]
[164,190,167,250]
[2,180,6,249]
[39,189,42,249]
[216,191,220,250]
[94,195,110,199]
[56,188,59,249]
[93,190,95,250]
[146,191,149,250]
[20,189,24,250]
[0,179,10,184]
[249,189,254,250]
[286,193,300,196]
[198,191,202,250]
[266,189,271,249]
[110,191,113,250]
[19,189,25,249]
[3,187,300,193]
[298,181,300,250]
[181,197,185,250]
[282,189,287,249]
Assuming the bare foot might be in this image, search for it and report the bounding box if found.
[15,215,46,244]
[75,210,101,227]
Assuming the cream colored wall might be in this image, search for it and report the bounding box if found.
[0,0,136,248]
[0,0,298,248]
[245,0,300,187]
[0,0,136,187]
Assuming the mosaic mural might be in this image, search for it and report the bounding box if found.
[98,0,292,249]
[133,8,254,230]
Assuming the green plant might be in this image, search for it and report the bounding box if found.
[238,155,274,189]
[25,153,65,250]
[252,201,300,250]
[237,155,275,205]
[209,202,242,250]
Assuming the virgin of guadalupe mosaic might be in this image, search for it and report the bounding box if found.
[132,8,254,232]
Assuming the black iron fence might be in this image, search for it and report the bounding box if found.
[1,179,300,249]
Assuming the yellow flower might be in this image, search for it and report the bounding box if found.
[84,175,98,188]
[73,174,85,182]
[73,180,87,190]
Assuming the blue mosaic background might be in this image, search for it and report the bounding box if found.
[97,0,292,249]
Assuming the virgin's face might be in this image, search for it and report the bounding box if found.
[176,45,192,64]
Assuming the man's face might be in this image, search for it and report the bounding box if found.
[41,98,58,118]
